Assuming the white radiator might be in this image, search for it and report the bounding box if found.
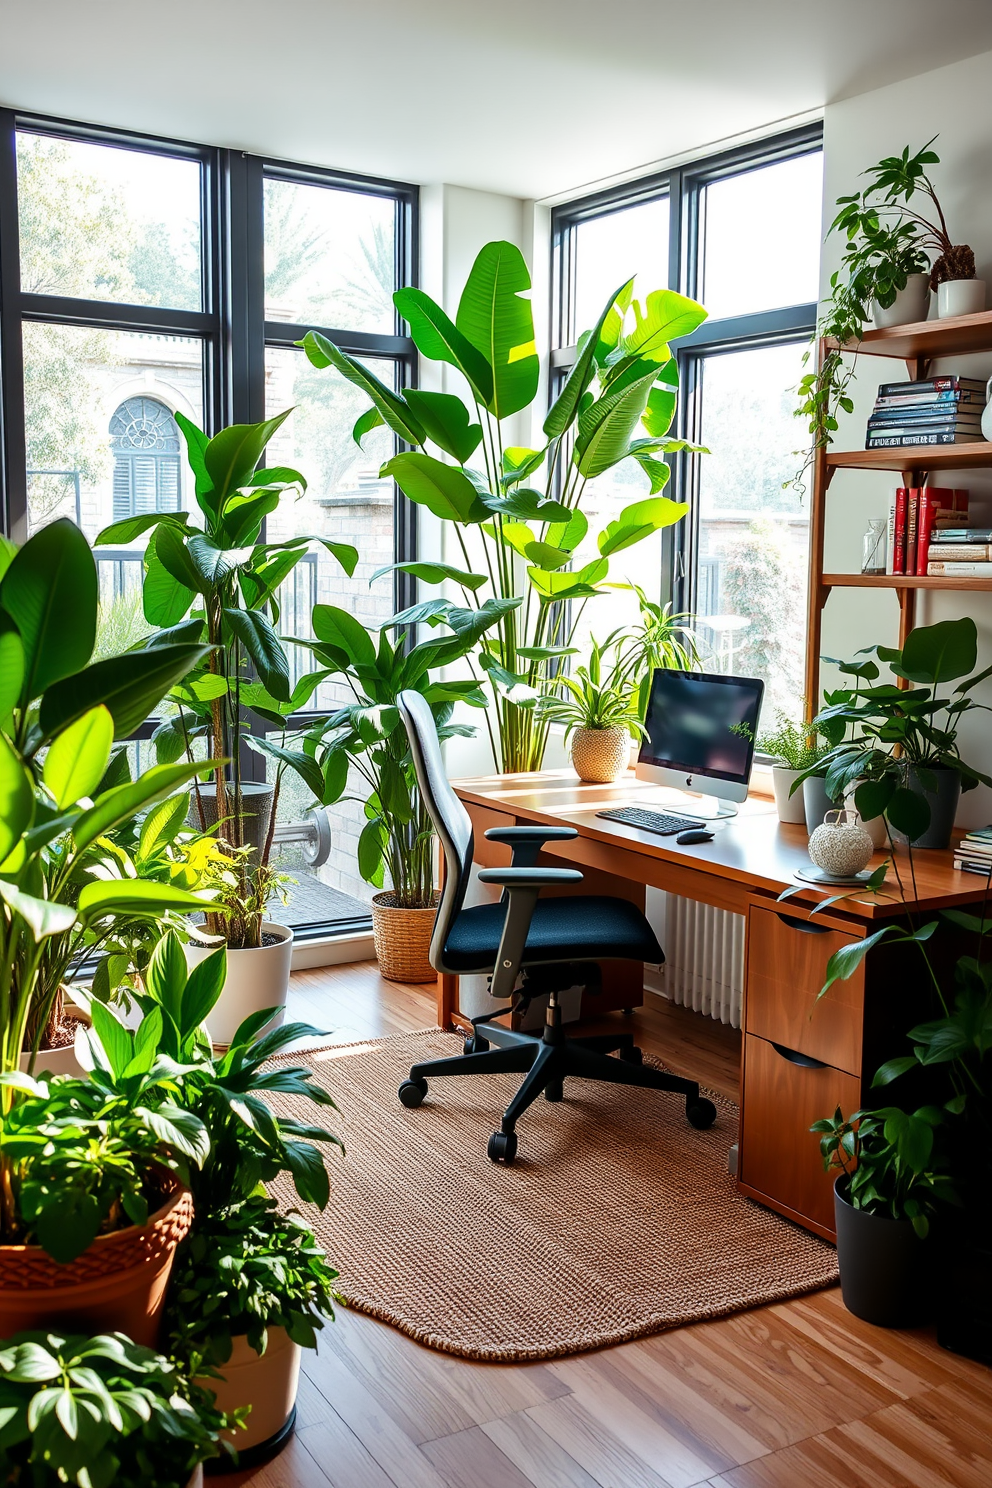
[661,897,744,1028]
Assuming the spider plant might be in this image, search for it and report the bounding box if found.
[538,635,644,738]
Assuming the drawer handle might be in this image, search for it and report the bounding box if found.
[772,911,832,936]
[772,1041,828,1070]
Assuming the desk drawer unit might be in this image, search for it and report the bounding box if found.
[745,906,865,1075]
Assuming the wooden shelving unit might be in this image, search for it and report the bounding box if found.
[806,310,992,703]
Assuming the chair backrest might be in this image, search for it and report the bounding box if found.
[396,690,474,973]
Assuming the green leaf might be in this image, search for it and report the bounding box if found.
[622,288,708,361]
[886,785,931,842]
[0,518,97,701]
[481,488,571,523]
[353,406,384,446]
[0,883,76,941]
[284,1138,331,1208]
[455,241,538,418]
[39,643,211,742]
[174,410,215,513]
[89,1001,132,1079]
[181,947,227,1036]
[357,818,386,885]
[323,747,349,804]
[223,606,290,702]
[42,705,114,808]
[203,410,292,516]
[0,733,35,864]
[403,390,482,464]
[819,926,894,997]
[545,510,588,553]
[574,368,659,479]
[300,331,426,445]
[142,526,195,628]
[899,617,977,684]
[245,735,325,798]
[138,791,191,858]
[73,760,218,851]
[311,604,376,668]
[524,541,571,571]
[641,362,680,437]
[95,511,190,546]
[0,621,25,722]
[141,1102,210,1165]
[597,496,689,556]
[77,878,212,920]
[545,278,633,439]
[373,560,487,592]
[392,286,493,405]
[381,452,488,525]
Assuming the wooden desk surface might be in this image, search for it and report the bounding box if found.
[453,769,987,923]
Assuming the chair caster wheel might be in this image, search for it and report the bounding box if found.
[686,1097,717,1130]
[545,1080,564,1102]
[621,1045,644,1064]
[399,1078,428,1109]
[464,1034,489,1055]
[488,1130,518,1164]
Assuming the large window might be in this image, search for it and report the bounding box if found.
[552,129,823,722]
[0,110,417,936]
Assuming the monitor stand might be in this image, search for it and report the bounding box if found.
[645,787,740,823]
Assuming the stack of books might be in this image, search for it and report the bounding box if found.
[927,524,992,577]
[954,826,992,876]
[886,486,969,574]
[866,376,987,449]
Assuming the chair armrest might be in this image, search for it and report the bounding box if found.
[484,824,578,868]
[477,867,583,887]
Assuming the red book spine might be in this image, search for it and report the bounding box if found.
[905,489,919,575]
[892,487,908,575]
[917,486,970,572]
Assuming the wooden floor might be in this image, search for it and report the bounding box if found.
[230,963,992,1488]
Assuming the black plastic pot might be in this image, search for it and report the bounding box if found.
[833,1177,932,1327]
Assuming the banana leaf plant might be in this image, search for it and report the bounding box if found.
[95,413,358,949]
[289,603,493,907]
[0,518,218,1080]
[298,241,707,772]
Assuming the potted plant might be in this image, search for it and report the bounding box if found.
[291,603,492,982]
[96,413,359,1039]
[0,1330,235,1486]
[299,243,706,772]
[756,708,828,825]
[613,584,700,763]
[805,617,992,849]
[794,138,977,492]
[811,1105,953,1327]
[538,633,644,784]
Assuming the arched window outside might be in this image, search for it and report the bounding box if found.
[110,396,182,520]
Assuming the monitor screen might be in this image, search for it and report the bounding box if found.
[639,670,764,784]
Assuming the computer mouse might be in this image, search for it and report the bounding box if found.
[677,828,714,845]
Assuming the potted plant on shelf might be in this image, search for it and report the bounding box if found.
[299,242,707,773]
[96,413,359,1042]
[811,1104,953,1327]
[794,138,978,491]
[291,603,492,982]
[0,1330,236,1487]
[803,617,992,849]
[756,708,828,825]
[538,633,644,784]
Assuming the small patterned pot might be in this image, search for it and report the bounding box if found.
[570,726,630,784]
[808,809,875,877]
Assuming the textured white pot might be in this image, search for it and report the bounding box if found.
[186,921,293,1047]
[771,767,807,824]
[937,279,986,318]
[872,274,929,328]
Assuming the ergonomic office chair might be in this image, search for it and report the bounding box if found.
[395,690,717,1164]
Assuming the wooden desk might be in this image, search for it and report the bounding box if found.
[447,769,985,1241]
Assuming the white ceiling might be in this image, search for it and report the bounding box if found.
[2,0,992,199]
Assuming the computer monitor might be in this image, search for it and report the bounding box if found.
[635,668,764,817]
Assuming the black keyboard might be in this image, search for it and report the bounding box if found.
[596,806,705,836]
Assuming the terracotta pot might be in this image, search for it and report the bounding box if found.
[0,1182,193,1347]
[570,726,630,783]
[201,1326,302,1454]
[371,893,439,983]
[186,922,293,1048]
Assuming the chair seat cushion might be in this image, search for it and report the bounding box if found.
[443,895,663,973]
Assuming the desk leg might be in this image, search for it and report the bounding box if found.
[438,972,458,1031]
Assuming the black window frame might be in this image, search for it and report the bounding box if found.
[0,107,420,940]
[550,122,823,616]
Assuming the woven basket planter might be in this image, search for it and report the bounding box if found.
[371,893,439,984]
[570,726,630,784]
[0,1181,193,1347]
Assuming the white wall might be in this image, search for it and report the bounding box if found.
[820,48,992,827]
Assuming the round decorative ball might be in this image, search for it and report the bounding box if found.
[808,810,875,877]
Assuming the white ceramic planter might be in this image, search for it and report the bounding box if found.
[937,279,986,318]
[200,1326,302,1452]
[872,273,929,328]
[771,767,807,825]
[186,921,293,1047]
[19,1004,91,1079]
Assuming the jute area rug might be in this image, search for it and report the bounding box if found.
[270,1029,838,1362]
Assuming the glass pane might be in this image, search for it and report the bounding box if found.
[700,152,823,320]
[263,345,397,917]
[264,178,395,334]
[568,457,662,657]
[22,324,204,578]
[17,132,202,311]
[572,197,669,343]
[694,342,809,723]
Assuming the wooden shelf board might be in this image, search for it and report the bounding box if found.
[827,308,992,361]
[823,572,992,591]
[826,442,992,473]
